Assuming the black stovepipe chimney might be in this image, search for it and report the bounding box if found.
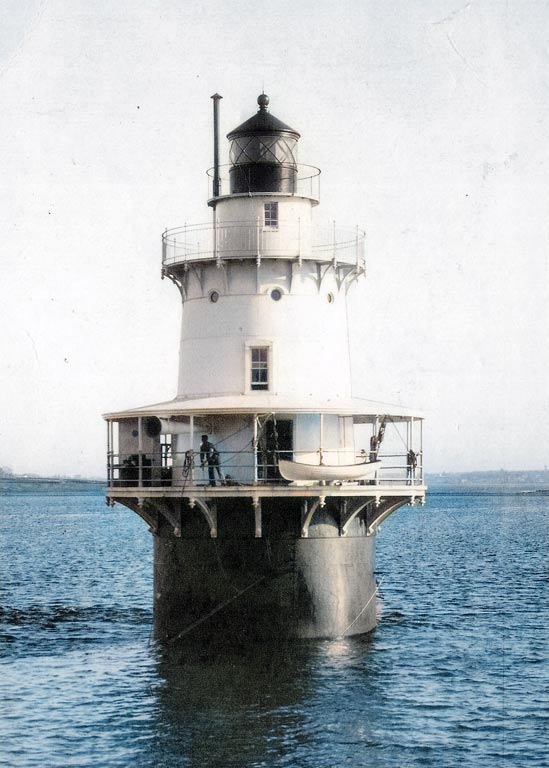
[211,93,222,198]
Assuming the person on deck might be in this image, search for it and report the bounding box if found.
[200,434,223,486]
[369,419,386,462]
[407,449,417,484]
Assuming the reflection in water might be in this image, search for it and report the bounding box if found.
[153,639,320,768]
[150,633,381,768]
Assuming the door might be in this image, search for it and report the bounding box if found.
[258,418,293,480]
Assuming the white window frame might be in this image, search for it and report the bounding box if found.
[245,341,274,393]
[263,201,279,229]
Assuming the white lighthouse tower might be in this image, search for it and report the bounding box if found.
[105,94,426,641]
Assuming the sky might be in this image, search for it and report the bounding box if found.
[1,0,548,477]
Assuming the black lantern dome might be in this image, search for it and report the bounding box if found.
[227,95,300,194]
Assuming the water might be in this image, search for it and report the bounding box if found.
[1,490,547,767]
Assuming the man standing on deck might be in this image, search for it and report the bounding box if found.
[407,449,417,484]
[200,434,223,486]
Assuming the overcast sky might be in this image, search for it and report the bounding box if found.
[1,0,548,477]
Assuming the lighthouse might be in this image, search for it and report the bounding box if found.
[104,94,426,641]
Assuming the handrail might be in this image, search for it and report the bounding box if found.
[161,220,366,269]
[107,449,424,489]
[205,163,321,200]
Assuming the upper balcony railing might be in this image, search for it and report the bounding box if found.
[107,450,424,490]
[162,221,366,270]
[206,163,321,202]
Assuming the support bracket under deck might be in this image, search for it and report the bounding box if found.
[188,497,218,538]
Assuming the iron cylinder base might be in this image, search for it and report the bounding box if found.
[152,502,377,643]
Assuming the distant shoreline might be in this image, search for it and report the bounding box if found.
[1,469,549,497]
[0,476,105,495]
[1,469,548,486]
[0,476,104,485]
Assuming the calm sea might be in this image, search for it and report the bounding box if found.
[0,488,547,768]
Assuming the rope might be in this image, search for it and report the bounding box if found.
[217,437,254,467]
[337,578,382,638]
[167,575,266,644]
[386,415,408,451]
[213,538,228,581]
[214,421,251,448]
[205,416,275,469]
[179,450,194,497]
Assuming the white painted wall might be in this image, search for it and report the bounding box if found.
[212,194,313,260]
[177,287,353,399]
[294,414,356,465]
[216,195,312,226]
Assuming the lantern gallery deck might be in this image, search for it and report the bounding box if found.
[161,219,365,269]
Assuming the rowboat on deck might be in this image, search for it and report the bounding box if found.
[278,458,382,484]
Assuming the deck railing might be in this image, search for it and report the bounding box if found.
[206,163,321,201]
[162,221,366,269]
[107,450,423,489]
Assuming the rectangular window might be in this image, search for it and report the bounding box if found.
[264,202,278,228]
[251,347,269,390]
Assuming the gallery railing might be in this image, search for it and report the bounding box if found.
[162,220,366,269]
[107,450,423,489]
[206,163,321,201]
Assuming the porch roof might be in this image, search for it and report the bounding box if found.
[103,394,424,422]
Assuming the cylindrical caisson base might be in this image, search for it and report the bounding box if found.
[152,499,377,642]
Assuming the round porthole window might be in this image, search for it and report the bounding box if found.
[209,290,219,303]
[327,292,335,304]
[271,289,282,301]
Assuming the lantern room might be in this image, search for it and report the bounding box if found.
[227,94,301,194]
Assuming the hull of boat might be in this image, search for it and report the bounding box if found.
[278,459,382,483]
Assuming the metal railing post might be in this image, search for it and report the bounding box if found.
[137,417,143,488]
[214,214,221,267]
[420,419,423,484]
[256,216,261,267]
[319,413,324,465]
[253,415,258,483]
[107,421,111,486]
[190,415,194,483]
